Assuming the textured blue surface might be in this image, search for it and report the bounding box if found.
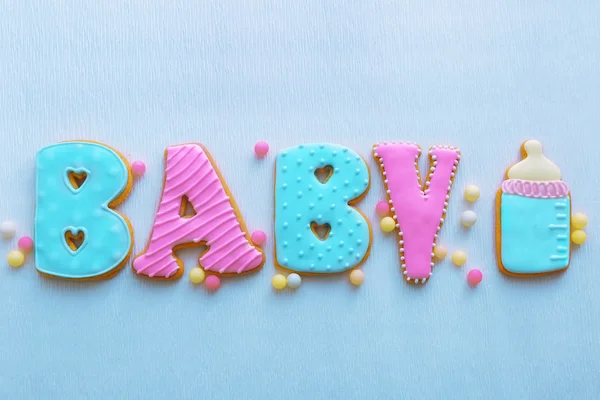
[1,2,599,399]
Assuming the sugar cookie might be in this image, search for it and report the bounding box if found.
[274,144,372,274]
[34,141,134,279]
[133,144,265,279]
[373,142,460,284]
[496,140,571,276]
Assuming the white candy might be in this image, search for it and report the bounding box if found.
[0,220,17,238]
[460,210,478,228]
[287,273,302,289]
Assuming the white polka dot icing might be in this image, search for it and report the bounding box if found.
[275,144,371,273]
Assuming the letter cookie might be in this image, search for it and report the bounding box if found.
[373,142,460,284]
[497,140,571,276]
[133,144,264,279]
[274,144,371,274]
[34,141,133,279]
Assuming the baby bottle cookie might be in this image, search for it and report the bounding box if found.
[497,140,571,276]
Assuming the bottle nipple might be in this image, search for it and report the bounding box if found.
[507,140,561,181]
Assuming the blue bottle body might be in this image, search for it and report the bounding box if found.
[500,193,570,274]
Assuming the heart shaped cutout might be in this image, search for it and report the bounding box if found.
[179,195,197,218]
[310,222,331,241]
[314,165,333,184]
[65,168,89,192]
[63,227,87,255]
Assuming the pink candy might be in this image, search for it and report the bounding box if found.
[375,201,390,216]
[467,269,483,286]
[205,275,221,291]
[132,161,146,177]
[250,230,267,246]
[18,236,34,253]
[254,141,269,158]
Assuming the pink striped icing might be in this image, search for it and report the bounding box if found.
[133,144,264,278]
[501,179,569,198]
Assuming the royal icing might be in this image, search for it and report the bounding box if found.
[274,144,371,274]
[501,179,568,198]
[499,140,571,275]
[35,142,133,279]
[133,144,264,278]
[373,142,460,283]
[507,140,561,181]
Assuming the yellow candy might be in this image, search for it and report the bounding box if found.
[349,269,365,286]
[572,213,588,230]
[433,245,448,260]
[451,250,467,266]
[464,185,480,202]
[272,274,287,290]
[571,230,586,245]
[380,217,396,233]
[189,267,206,284]
[8,250,25,267]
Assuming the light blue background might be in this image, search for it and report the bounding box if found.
[1,2,599,399]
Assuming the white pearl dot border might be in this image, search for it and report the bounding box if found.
[373,142,461,284]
